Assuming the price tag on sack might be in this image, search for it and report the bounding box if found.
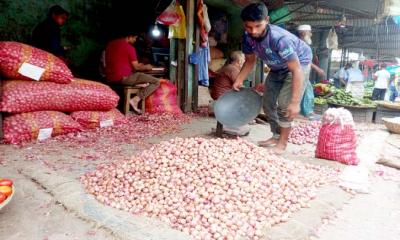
[100,119,114,128]
[18,62,45,81]
[37,128,53,141]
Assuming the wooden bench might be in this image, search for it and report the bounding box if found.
[123,86,145,115]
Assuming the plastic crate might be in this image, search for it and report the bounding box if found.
[374,107,400,124]
[328,104,375,123]
[314,104,328,115]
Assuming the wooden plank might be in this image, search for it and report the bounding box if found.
[169,39,177,85]
[254,58,263,87]
[177,39,186,109]
[183,0,196,113]
[193,15,200,112]
[216,122,223,137]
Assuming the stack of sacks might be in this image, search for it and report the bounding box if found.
[0,42,124,144]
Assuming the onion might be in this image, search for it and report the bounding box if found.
[289,121,321,145]
[81,137,338,239]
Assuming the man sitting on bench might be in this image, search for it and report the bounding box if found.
[105,29,160,114]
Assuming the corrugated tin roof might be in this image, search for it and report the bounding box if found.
[284,0,400,58]
[222,0,400,58]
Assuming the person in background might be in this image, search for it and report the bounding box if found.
[104,30,160,114]
[389,74,398,102]
[297,24,325,119]
[32,5,69,60]
[345,62,365,98]
[372,63,391,101]
[297,24,326,80]
[332,63,351,88]
[210,51,245,100]
[233,2,312,154]
[209,51,250,136]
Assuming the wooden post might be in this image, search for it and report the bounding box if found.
[169,39,177,85]
[193,15,200,112]
[177,39,186,109]
[255,58,263,87]
[216,122,223,137]
[182,0,196,113]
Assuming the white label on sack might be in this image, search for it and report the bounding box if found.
[18,62,45,81]
[37,128,53,141]
[100,119,114,128]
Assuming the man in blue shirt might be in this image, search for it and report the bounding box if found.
[233,3,312,154]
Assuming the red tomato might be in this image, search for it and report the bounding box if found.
[0,193,6,203]
[0,186,12,197]
[0,179,13,187]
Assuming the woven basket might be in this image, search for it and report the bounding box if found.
[376,101,400,110]
[382,117,400,134]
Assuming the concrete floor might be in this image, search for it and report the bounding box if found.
[0,116,399,240]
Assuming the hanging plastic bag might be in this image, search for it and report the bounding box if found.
[168,4,186,39]
[157,0,181,26]
[326,27,338,49]
[300,80,315,117]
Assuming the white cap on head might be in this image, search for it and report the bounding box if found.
[297,24,312,31]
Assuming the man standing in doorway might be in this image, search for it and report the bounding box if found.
[372,63,391,101]
[233,2,312,154]
[32,5,69,60]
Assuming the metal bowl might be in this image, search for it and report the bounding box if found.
[214,88,262,128]
[0,185,14,211]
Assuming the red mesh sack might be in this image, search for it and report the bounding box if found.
[3,111,82,144]
[70,108,128,129]
[0,79,119,113]
[315,108,358,165]
[145,79,182,114]
[0,41,73,83]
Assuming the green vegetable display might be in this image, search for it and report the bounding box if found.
[314,97,327,105]
[363,80,374,99]
[327,89,376,107]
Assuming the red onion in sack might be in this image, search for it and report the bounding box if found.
[70,108,128,129]
[316,108,358,165]
[145,79,182,114]
[3,111,82,144]
[0,79,119,113]
[81,137,338,239]
[0,41,73,83]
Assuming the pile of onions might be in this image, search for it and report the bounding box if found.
[289,121,321,145]
[81,137,337,239]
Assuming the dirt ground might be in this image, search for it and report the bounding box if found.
[0,115,399,240]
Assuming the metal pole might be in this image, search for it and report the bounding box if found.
[327,49,332,79]
[376,23,380,65]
